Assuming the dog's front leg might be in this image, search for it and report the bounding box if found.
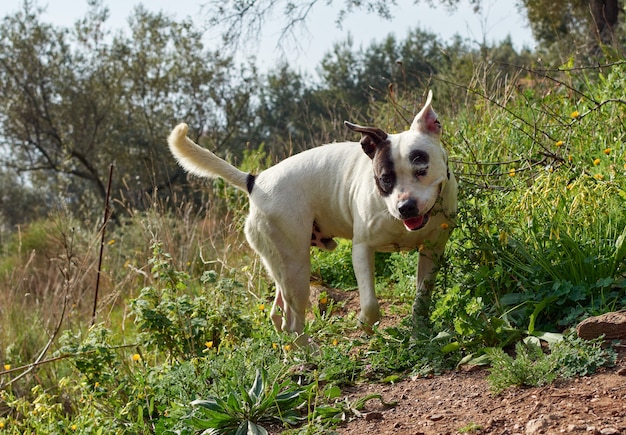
[413,245,444,325]
[352,243,380,331]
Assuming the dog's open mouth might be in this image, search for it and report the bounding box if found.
[403,213,430,231]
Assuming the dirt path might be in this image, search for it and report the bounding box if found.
[315,287,626,434]
[337,360,626,434]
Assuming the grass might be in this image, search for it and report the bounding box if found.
[1,61,625,433]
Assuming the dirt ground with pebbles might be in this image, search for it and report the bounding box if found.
[336,358,626,434]
[313,287,626,435]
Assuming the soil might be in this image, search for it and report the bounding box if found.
[309,286,626,435]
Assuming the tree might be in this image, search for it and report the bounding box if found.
[201,0,398,51]
[0,0,258,220]
[522,0,623,57]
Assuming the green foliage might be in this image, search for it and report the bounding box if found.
[487,335,616,394]
[130,242,253,360]
[486,341,558,394]
[57,325,119,387]
[311,240,357,289]
[366,318,461,378]
[188,368,308,434]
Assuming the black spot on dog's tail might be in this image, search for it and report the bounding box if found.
[246,173,256,194]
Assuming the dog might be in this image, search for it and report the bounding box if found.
[168,90,457,345]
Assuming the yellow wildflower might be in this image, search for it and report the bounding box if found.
[440,223,449,230]
[603,148,611,155]
[594,173,604,181]
[593,158,601,165]
[107,239,115,245]
[258,303,265,312]
[272,342,278,350]
[71,424,78,431]
[284,344,292,352]
[555,140,564,147]
[332,339,339,346]
[205,341,213,349]
[131,353,141,362]
[508,168,516,177]
[319,296,328,305]
[0,421,5,429]
[570,110,579,119]
[3,364,10,371]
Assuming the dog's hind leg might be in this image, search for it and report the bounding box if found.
[261,249,311,342]
[245,216,311,343]
[270,285,285,331]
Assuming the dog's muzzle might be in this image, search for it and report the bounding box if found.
[397,199,430,231]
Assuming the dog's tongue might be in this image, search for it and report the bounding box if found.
[403,215,425,231]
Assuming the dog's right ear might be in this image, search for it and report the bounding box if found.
[344,121,389,159]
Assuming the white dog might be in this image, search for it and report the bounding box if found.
[168,91,457,344]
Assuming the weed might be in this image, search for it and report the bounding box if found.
[487,335,616,394]
[188,368,308,434]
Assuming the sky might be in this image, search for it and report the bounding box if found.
[1,0,535,74]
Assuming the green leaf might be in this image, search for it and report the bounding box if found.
[227,391,244,414]
[324,385,342,400]
[191,398,226,412]
[457,352,491,367]
[440,341,460,354]
[528,297,556,334]
[248,369,265,404]
[531,331,563,344]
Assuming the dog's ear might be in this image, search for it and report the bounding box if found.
[344,121,389,159]
[410,90,442,136]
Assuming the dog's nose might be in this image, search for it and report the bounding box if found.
[397,199,418,218]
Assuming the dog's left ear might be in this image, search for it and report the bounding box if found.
[410,90,441,136]
[344,121,389,159]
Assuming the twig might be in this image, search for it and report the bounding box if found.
[0,343,137,389]
[92,164,114,325]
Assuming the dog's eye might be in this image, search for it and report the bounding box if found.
[377,173,395,193]
[414,168,427,178]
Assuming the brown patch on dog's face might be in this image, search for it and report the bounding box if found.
[371,143,396,196]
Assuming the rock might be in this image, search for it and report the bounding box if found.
[526,417,547,434]
[576,310,626,340]
[365,411,383,421]
[429,413,444,421]
[616,367,626,376]
[599,428,620,435]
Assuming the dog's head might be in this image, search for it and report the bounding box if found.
[345,91,450,231]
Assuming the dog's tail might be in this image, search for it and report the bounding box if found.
[168,123,253,193]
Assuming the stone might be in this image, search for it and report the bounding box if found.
[576,310,626,340]
[526,417,547,434]
[365,411,383,421]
